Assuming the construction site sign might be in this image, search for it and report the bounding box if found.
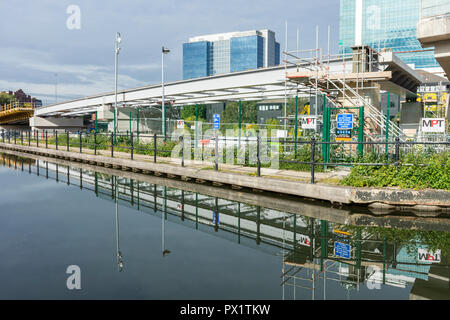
[336,113,354,130]
[334,241,351,259]
[418,248,441,263]
[176,120,185,129]
[421,118,446,133]
[301,116,317,130]
[297,235,311,247]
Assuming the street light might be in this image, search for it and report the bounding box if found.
[162,46,170,141]
[114,32,122,144]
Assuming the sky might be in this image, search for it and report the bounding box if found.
[0,0,340,105]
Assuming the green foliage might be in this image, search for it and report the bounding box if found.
[180,105,206,120]
[0,93,14,105]
[341,151,450,190]
[222,101,258,124]
[338,225,450,261]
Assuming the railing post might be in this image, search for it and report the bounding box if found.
[79,131,82,153]
[28,130,31,146]
[14,130,16,145]
[111,132,114,158]
[67,131,69,152]
[395,137,400,167]
[36,130,39,147]
[45,130,48,149]
[181,135,184,167]
[154,133,157,163]
[311,137,316,184]
[2,129,4,143]
[257,134,261,177]
[55,130,58,150]
[8,130,11,144]
[130,131,134,160]
[21,130,23,145]
[94,131,97,155]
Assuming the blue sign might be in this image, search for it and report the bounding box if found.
[334,241,351,259]
[336,114,354,130]
[213,114,221,130]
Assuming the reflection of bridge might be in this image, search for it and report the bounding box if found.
[1,151,448,299]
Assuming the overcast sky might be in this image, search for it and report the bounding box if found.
[0,0,340,105]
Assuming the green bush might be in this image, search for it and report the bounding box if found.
[341,151,450,190]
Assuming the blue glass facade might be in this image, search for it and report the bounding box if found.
[183,31,280,80]
[274,42,281,66]
[183,41,210,80]
[230,35,264,72]
[339,0,440,69]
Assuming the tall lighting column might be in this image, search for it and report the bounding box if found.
[114,32,122,144]
[162,46,170,141]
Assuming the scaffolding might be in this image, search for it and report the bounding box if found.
[283,43,406,148]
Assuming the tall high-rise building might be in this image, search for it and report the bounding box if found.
[339,0,441,69]
[183,30,281,80]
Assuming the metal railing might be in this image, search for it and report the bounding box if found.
[1,129,448,185]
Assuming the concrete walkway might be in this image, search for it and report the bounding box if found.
[2,141,449,211]
[17,141,351,184]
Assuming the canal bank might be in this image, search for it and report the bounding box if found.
[1,142,449,211]
[2,149,449,232]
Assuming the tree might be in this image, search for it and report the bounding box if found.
[180,105,206,121]
[222,101,258,124]
[0,93,13,106]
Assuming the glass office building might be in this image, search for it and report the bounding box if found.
[339,0,440,69]
[183,30,280,80]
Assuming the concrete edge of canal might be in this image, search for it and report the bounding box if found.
[1,142,449,212]
[2,146,450,232]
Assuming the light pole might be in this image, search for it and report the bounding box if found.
[114,32,122,144]
[162,46,170,141]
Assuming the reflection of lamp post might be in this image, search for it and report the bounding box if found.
[114,176,123,271]
[161,47,170,141]
[162,186,170,257]
[114,32,122,144]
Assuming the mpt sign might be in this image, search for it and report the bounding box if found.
[421,118,445,133]
[418,248,441,263]
[301,116,317,130]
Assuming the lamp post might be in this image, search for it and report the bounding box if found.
[114,32,122,144]
[162,46,170,141]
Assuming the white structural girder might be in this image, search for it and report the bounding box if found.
[35,64,313,117]
[35,54,422,117]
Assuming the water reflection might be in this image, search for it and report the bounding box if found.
[0,152,449,300]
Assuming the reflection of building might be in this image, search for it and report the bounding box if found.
[2,152,449,300]
[339,0,441,71]
[183,30,281,80]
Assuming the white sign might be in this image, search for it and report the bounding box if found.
[276,130,287,138]
[301,116,317,130]
[421,118,446,133]
[297,235,311,247]
[177,120,185,129]
[418,248,441,263]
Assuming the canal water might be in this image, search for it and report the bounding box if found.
[0,152,448,300]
